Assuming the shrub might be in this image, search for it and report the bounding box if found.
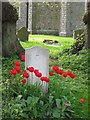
[73,29,84,39]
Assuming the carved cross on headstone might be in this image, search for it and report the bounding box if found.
[25,46,49,92]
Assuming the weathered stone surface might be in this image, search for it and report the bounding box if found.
[28,1,32,33]
[83,1,90,48]
[17,2,61,36]
[2,2,18,23]
[59,2,85,37]
[16,2,27,30]
[17,27,29,41]
[2,2,24,57]
[25,46,49,92]
[16,2,85,37]
[0,2,2,56]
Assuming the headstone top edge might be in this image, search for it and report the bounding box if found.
[25,46,49,52]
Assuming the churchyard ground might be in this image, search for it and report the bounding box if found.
[2,35,88,119]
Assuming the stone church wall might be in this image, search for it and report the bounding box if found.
[16,2,27,30]
[59,2,85,37]
[70,2,85,36]
[16,2,85,37]
[32,2,61,35]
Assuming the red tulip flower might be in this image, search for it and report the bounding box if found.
[11,69,17,75]
[45,77,50,83]
[34,69,39,74]
[37,72,42,77]
[22,79,26,83]
[28,67,34,72]
[15,61,20,66]
[56,69,64,75]
[70,74,76,79]
[35,71,42,78]
[15,67,21,73]
[21,55,25,62]
[23,71,29,78]
[62,72,68,77]
[40,76,50,83]
[67,71,72,76]
[80,98,85,103]
[40,77,45,81]
[49,72,53,76]
[52,66,59,71]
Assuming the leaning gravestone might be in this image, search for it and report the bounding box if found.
[25,46,49,92]
[17,27,29,41]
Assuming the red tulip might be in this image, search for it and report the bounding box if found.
[56,69,64,75]
[43,77,47,81]
[80,98,85,103]
[38,72,42,77]
[49,72,53,76]
[70,74,76,79]
[40,77,45,81]
[23,71,29,78]
[21,55,25,62]
[67,70,72,76]
[34,69,39,74]
[15,67,21,73]
[35,72,42,78]
[15,61,20,66]
[45,77,50,83]
[62,72,68,77]
[22,79,26,83]
[28,67,34,72]
[52,66,59,71]
[11,69,17,75]
[40,76,50,83]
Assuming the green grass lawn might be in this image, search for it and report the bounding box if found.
[20,34,75,57]
[2,34,88,119]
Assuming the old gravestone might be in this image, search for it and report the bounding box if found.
[17,27,29,41]
[2,2,24,57]
[25,46,49,92]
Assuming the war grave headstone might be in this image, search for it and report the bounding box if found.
[25,46,49,92]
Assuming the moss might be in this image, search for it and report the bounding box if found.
[2,2,18,23]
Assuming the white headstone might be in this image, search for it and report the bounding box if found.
[25,46,49,92]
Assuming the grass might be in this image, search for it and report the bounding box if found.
[20,34,75,57]
[2,34,89,119]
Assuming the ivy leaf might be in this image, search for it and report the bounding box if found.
[53,108,60,118]
[40,100,44,106]
[16,95,22,100]
[55,99,61,108]
[26,96,32,104]
[33,109,38,118]
[32,97,39,104]
[49,96,54,103]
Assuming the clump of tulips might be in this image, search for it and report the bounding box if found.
[49,65,76,79]
[11,55,50,84]
[10,55,86,104]
[11,57,76,84]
